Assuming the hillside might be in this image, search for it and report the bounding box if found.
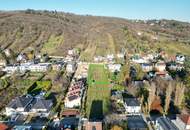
[0,10,190,61]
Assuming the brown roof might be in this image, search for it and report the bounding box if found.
[179,114,190,125]
[84,121,102,130]
[62,109,80,116]
[0,123,8,130]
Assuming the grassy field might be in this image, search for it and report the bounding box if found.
[86,64,111,120]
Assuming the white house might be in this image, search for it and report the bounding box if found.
[176,114,190,130]
[176,55,185,64]
[66,62,76,73]
[3,65,19,74]
[5,96,33,116]
[117,53,125,59]
[156,117,179,130]
[141,63,153,72]
[124,98,141,115]
[16,53,28,63]
[28,63,51,72]
[94,56,105,62]
[155,62,166,72]
[107,64,121,73]
[65,95,81,108]
[107,54,114,62]
[13,125,32,130]
[19,61,34,72]
[68,49,78,56]
[131,55,148,64]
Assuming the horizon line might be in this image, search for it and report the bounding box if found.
[0,9,190,23]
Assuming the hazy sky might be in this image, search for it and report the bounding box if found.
[0,0,190,22]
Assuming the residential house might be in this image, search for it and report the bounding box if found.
[61,117,79,130]
[107,54,114,61]
[5,96,33,116]
[156,117,179,130]
[84,121,102,130]
[94,56,105,62]
[155,62,166,72]
[107,64,121,73]
[168,62,184,71]
[6,95,53,117]
[16,53,28,63]
[131,55,148,64]
[176,114,190,130]
[124,98,141,115]
[127,115,147,130]
[52,61,64,71]
[176,55,185,64]
[3,65,19,74]
[31,98,53,117]
[65,81,84,108]
[117,53,125,59]
[28,63,51,72]
[66,62,76,73]
[141,63,153,72]
[65,55,74,62]
[74,62,89,80]
[13,125,32,130]
[19,61,34,72]
[68,49,77,56]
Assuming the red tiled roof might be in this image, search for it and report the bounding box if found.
[0,123,8,130]
[179,114,190,125]
[62,109,80,116]
[156,71,167,75]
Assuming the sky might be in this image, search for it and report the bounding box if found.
[0,0,190,22]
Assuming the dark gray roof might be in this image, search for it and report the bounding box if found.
[127,115,147,129]
[157,117,179,130]
[7,96,33,109]
[125,98,140,106]
[68,95,79,101]
[32,99,53,110]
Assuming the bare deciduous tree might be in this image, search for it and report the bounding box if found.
[147,82,156,112]
[174,82,185,108]
[164,82,173,114]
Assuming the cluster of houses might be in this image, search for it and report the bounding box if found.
[93,53,124,73]
[111,90,190,130]
[130,53,185,80]
[94,53,125,63]
[0,53,65,74]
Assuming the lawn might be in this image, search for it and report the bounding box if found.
[86,64,111,120]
